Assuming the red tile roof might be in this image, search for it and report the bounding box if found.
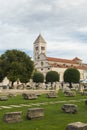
[47,57,77,64]
[72,57,82,61]
[47,57,87,70]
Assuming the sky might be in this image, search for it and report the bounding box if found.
[0,0,87,62]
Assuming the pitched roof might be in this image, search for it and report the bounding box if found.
[47,57,87,70]
[72,57,82,61]
[47,57,77,64]
[34,34,46,44]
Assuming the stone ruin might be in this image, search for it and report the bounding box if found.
[81,91,87,96]
[3,111,22,123]
[64,90,76,97]
[0,95,8,101]
[22,93,38,100]
[66,122,87,130]
[27,108,44,120]
[62,104,77,114]
[46,91,57,98]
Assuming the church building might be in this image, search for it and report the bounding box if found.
[33,34,87,81]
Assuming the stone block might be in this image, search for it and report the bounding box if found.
[64,91,76,97]
[22,93,37,100]
[3,111,22,123]
[47,91,57,98]
[82,91,87,96]
[27,108,44,119]
[66,122,87,130]
[0,96,8,101]
[62,104,77,114]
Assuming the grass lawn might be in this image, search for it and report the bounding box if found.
[0,90,87,130]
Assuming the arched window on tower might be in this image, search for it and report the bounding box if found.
[41,46,45,50]
[41,61,44,66]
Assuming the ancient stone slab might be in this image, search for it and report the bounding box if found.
[81,91,87,96]
[27,108,44,119]
[0,96,8,101]
[64,91,76,97]
[66,122,87,130]
[22,93,37,100]
[3,111,22,123]
[8,93,16,97]
[47,91,57,98]
[62,104,77,114]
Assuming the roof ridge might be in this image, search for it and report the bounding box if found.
[34,34,46,44]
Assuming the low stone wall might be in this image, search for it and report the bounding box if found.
[0,89,57,95]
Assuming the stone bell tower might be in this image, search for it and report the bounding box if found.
[33,34,47,63]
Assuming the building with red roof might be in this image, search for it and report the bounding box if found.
[33,34,87,81]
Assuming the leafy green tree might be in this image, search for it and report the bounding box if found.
[46,71,59,85]
[0,69,4,82]
[63,68,80,88]
[32,72,44,83]
[0,49,34,87]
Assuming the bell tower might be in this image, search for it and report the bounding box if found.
[33,34,47,62]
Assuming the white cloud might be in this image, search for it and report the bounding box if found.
[0,0,87,62]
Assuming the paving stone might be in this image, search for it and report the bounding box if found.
[0,106,12,109]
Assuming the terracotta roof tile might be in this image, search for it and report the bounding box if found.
[47,57,77,64]
[72,57,82,61]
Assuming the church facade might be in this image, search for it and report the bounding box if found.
[33,34,87,81]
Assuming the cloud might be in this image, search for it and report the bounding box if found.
[0,0,87,62]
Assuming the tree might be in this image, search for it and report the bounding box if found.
[32,72,44,83]
[0,69,4,82]
[63,68,80,88]
[0,49,34,87]
[46,71,59,85]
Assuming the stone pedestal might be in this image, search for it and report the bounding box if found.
[66,122,87,130]
[62,104,77,114]
[82,91,87,96]
[64,91,76,97]
[22,93,37,100]
[3,111,22,123]
[47,91,57,98]
[27,108,44,119]
[0,96,8,101]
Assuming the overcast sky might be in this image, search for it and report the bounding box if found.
[0,0,87,62]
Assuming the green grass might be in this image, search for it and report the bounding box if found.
[0,90,87,130]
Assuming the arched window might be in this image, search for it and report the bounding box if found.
[41,61,44,66]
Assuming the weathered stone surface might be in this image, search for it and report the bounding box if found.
[27,108,44,119]
[64,91,76,97]
[62,104,77,114]
[3,111,22,123]
[47,91,57,98]
[81,91,87,96]
[8,93,16,97]
[66,122,87,130]
[0,96,8,101]
[22,93,37,100]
